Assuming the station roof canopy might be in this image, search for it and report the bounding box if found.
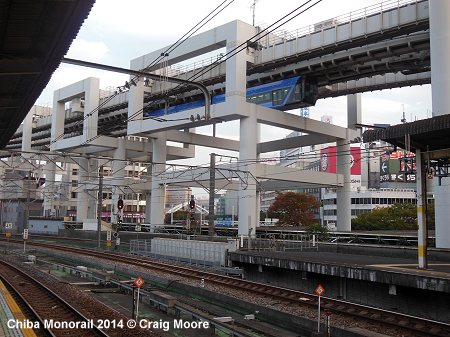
[363,114,450,153]
[0,0,95,149]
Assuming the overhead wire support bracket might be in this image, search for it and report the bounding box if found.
[62,58,211,120]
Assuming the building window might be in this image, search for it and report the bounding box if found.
[71,192,77,199]
[72,168,78,176]
[72,180,77,187]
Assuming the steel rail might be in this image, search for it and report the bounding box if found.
[0,260,110,337]
[5,239,450,337]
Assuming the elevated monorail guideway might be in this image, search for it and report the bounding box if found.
[6,0,430,151]
[62,58,211,121]
[4,0,438,237]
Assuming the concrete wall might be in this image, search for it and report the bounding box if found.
[29,218,64,235]
[151,238,229,267]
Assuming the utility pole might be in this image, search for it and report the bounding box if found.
[208,153,216,237]
[97,165,104,248]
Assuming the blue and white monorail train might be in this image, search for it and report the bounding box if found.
[144,76,317,118]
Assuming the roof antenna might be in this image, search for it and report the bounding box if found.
[251,0,261,26]
[401,104,406,124]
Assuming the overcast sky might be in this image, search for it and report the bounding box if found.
[36,0,431,173]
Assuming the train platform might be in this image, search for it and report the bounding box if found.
[230,245,450,290]
[229,244,450,321]
[0,279,37,337]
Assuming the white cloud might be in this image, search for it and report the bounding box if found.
[83,0,386,40]
[66,39,109,62]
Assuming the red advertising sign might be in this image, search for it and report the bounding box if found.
[320,146,361,175]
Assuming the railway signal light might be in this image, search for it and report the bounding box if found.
[117,198,124,210]
[189,195,195,210]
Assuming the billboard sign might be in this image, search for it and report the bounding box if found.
[380,151,416,183]
[320,146,361,175]
[320,146,362,189]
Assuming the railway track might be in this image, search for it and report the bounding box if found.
[6,239,450,337]
[0,259,110,337]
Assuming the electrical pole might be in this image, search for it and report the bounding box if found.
[97,165,104,248]
[209,153,216,237]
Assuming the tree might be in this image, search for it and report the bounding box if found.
[306,223,329,241]
[267,192,320,226]
[351,203,420,231]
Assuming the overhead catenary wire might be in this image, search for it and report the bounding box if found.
[1,143,410,206]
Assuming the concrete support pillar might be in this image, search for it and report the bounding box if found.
[43,162,56,216]
[255,124,261,227]
[335,94,361,231]
[145,191,152,223]
[21,109,33,156]
[50,99,65,152]
[59,166,70,218]
[347,94,361,130]
[82,78,100,143]
[77,158,89,222]
[128,77,144,121]
[150,133,167,225]
[225,22,256,237]
[336,139,352,231]
[430,0,450,116]
[87,159,98,220]
[435,182,450,248]
[76,158,98,222]
[416,150,428,268]
[110,139,126,223]
[238,110,257,237]
[429,0,450,248]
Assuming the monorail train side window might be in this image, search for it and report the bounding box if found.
[248,92,271,104]
[272,88,288,106]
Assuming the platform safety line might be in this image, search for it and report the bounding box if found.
[0,290,22,337]
[0,280,37,337]
[369,263,450,267]
[367,263,450,276]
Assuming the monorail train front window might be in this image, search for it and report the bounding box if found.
[303,80,318,104]
[291,84,302,102]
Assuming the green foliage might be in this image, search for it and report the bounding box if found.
[267,192,320,227]
[306,223,329,241]
[351,203,421,231]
